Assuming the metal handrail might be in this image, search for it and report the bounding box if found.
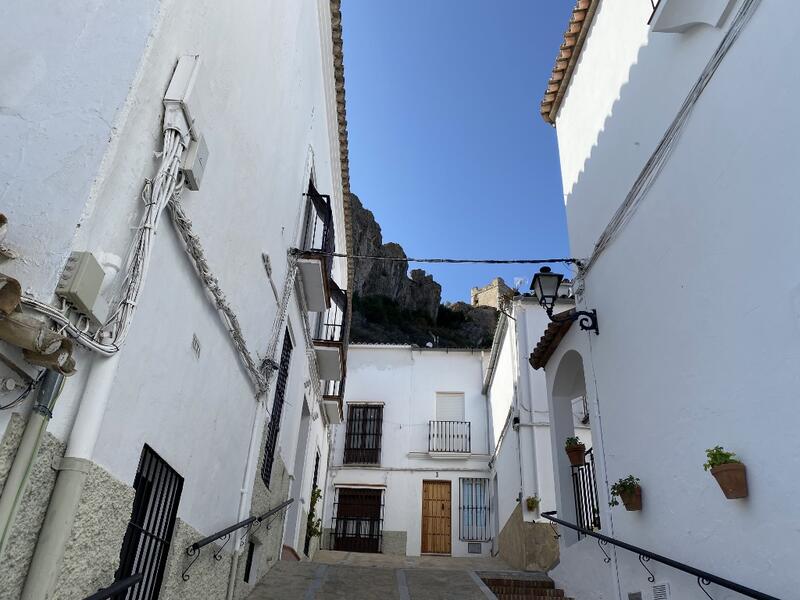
[541,511,781,600]
[182,498,294,581]
[83,573,143,600]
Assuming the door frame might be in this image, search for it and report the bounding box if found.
[420,479,452,555]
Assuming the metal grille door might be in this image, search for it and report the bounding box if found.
[116,445,184,600]
[331,488,384,553]
[262,331,293,487]
[571,447,601,537]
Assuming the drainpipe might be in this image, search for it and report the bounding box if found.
[515,304,540,509]
[21,348,121,600]
[0,370,64,560]
[226,400,267,600]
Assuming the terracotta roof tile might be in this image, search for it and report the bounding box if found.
[528,309,574,370]
[539,0,600,125]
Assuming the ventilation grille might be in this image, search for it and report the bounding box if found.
[652,582,670,600]
[467,542,482,554]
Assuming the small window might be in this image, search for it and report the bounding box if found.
[436,392,465,421]
[459,478,490,542]
[343,404,383,464]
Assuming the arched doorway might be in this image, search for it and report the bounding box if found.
[549,350,599,545]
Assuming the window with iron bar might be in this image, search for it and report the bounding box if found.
[459,478,490,542]
[261,330,293,487]
[343,404,383,465]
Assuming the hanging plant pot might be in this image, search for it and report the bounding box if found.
[566,443,586,466]
[620,486,642,511]
[711,463,748,499]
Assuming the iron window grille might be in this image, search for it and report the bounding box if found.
[115,445,184,600]
[459,478,490,542]
[572,447,601,537]
[329,487,385,553]
[261,330,293,487]
[343,404,383,465]
[314,282,347,344]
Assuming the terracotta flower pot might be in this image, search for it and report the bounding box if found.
[620,486,642,511]
[711,463,748,499]
[566,443,586,466]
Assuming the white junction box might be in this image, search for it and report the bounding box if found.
[182,134,209,191]
[164,54,201,141]
[56,251,109,325]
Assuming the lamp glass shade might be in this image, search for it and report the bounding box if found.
[532,270,564,309]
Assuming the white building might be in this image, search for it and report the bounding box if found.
[0,1,352,598]
[483,291,585,571]
[534,1,796,599]
[324,345,492,557]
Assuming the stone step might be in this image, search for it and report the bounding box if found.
[480,573,569,600]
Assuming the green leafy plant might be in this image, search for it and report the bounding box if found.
[609,475,640,507]
[703,446,740,471]
[525,495,541,512]
[565,436,583,449]
[305,486,324,540]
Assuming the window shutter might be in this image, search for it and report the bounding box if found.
[436,393,465,421]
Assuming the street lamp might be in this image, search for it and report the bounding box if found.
[531,267,599,335]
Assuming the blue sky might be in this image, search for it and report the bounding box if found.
[341,1,575,302]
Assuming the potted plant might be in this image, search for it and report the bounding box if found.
[609,476,642,511]
[565,436,586,466]
[704,446,748,499]
[525,495,540,512]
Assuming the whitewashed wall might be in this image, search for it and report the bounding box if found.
[1,0,344,544]
[326,346,491,557]
[546,1,797,599]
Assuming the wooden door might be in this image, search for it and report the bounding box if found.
[421,480,451,554]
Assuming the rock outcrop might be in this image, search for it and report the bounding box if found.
[349,194,497,348]
[350,194,441,321]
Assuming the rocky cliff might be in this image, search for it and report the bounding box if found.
[349,194,497,348]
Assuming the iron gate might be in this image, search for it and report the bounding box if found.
[115,445,183,600]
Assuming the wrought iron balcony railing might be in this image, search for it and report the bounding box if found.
[302,183,335,259]
[314,282,347,344]
[428,420,471,453]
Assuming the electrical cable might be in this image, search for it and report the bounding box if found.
[324,252,579,266]
[578,0,762,278]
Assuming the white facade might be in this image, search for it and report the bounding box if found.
[0,1,350,598]
[483,295,589,542]
[325,345,492,557]
[539,1,797,599]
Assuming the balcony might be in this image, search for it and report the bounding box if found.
[428,421,471,455]
[321,378,345,425]
[297,183,334,312]
[313,282,347,382]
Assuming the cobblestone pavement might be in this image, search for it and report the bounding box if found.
[246,551,524,599]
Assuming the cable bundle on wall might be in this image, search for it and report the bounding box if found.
[578,0,762,278]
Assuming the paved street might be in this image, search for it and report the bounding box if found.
[246,551,535,599]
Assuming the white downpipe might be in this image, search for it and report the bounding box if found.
[515,306,541,506]
[65,349,121,460]
[226,400,267,600]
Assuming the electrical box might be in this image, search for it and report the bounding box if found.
[56,252,108,325]
[164,55,201,141]
[182,134,208,191]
